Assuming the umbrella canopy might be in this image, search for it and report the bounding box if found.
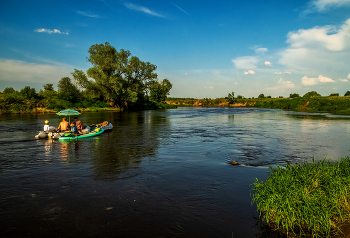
[56,109,81,124]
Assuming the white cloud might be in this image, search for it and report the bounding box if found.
[0,59,73,84]
[255,48,268,54]
[232,56,258,69]
[267,78,295,91]
[34,28,68,35]
[287,24,347,51]
[251,46,268,54]
[279,18,350,74]
[264,61,272,66]
[311,0,350,11]
[339,78,349,82]
[244,70,255,75]
[301,75,335,86]
[76,11,100,18]
[318,75,334,82]
[124,3,164,17]
[348,73,350,79]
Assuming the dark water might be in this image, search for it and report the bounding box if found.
[1,107,350,237]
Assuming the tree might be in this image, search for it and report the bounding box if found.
[303,91,321,98]
[236,95,243,99]
[39,83,57,98]
[258,94,265,98]
[57,77,80,102]
[20,86,36,99]
[290,93,300,98]
[149,79,172,102]
[226,92,235,103]
[329,93,339,96]
[345,91,350,96]
[72,42,159,108]
[43,84,55,91]
[3,87,16,94]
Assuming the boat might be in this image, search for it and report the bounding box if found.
[59,129,104,141]
[89,121,113,132]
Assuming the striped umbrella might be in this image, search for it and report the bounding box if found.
[56,109,81,124]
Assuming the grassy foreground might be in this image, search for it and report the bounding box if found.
[252,158,350,237]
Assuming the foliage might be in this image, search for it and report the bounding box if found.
[149,78,172,102]
[303,91,321,98]
[329,93,339,96]
[226,92,235,104]
[344,91,350,96]
[57,77,80,102]
[258,94,265,98]
[252,158,350,237]
[3,87,17,94]
[20,86,37,99]
[72,42,158,109]
[289,93,300,98]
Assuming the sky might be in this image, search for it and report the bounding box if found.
[0,0,350,98]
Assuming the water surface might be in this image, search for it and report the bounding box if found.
[1,107,350,237]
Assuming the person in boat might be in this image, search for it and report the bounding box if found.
[57,117,70,132]
[71,117,84,135]
[43,120,50,132]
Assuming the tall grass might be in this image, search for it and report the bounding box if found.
[252,158,350,237]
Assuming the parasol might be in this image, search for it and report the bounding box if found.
[56,109,81,124]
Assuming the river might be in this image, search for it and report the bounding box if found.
[1,107,350,237]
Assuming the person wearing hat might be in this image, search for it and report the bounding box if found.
[43,120,50,132]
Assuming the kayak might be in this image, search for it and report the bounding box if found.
[59,129,104,141]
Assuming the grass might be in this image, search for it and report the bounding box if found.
[252,158,350,237]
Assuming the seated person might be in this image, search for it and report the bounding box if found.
[71,117,84,135]
[57,117,70,132]
[43,120,50,132]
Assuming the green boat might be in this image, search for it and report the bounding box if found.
[59,129,104,141]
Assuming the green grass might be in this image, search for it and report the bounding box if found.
[252,158,350,237]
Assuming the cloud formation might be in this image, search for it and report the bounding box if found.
[232,56,258,69]
[0,59,72,84]
[244,70,255,75]
[279,18,350,74]
[34,28,68,34]
[301,75,334,86]
[311,0,350,11]
[264,61,272,66]
[267,78,295,91]
[76,11,100,18]
[124,3,164,17]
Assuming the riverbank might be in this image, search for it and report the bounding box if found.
[0,102,176,114]
[166,96,350,114]
[252,158,350,237]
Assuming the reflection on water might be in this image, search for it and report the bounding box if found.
[1,108,350,237]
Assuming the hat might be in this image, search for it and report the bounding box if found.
[45,120,49,123]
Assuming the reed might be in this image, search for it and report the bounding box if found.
[252,158,350,237]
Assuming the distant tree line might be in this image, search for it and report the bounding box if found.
[0,42,174,113]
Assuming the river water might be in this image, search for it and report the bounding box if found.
[1,107,350,237]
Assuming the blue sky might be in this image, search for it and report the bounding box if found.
[1,0,350,98]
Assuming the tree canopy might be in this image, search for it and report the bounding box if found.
[72,42,159,108]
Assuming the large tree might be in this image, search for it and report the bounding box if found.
[72,42,158,108]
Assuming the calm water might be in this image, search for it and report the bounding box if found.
[1,107,350,237]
